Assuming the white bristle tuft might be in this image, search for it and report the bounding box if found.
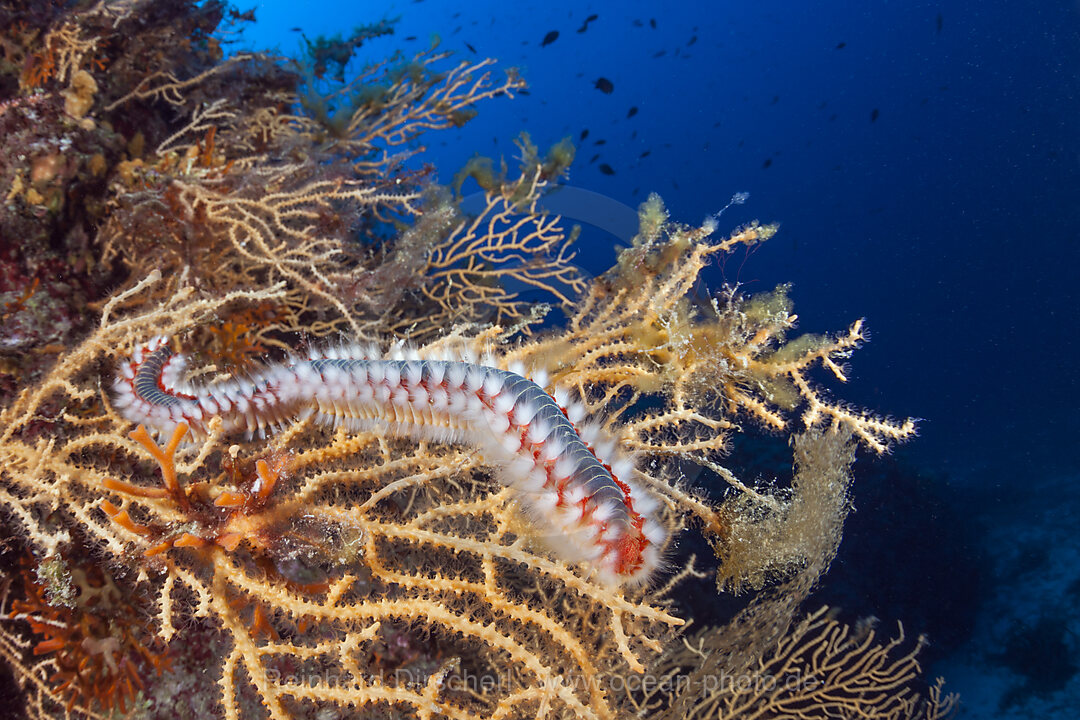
[563,484,587,507]
[375,385,391,404]
[499,433,521,454]
[526,419,551,445]
[531,488,559,516]
[358,382,374,403]
[591,501,618,523]
[579,424,600,445]
[593,437,617,463]
[552,454,576,480]
[514,399,539,425]
[642,519,667,545]
[368,364,385,384]
[447,390,466,415]
[482,372,504,396]
[493,393,515,415]
[610,457,636,482]
[632,490,660,516]
[540,436,566,461]
[464,366,484,391]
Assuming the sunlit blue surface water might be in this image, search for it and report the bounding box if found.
[239,2,1080,716]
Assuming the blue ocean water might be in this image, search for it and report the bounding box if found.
[238,1,1080,717]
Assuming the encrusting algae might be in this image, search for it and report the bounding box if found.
[0,2,953,719]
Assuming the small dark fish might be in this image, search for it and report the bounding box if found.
[687,35,697,46]
[594,77,614,93]
[589,154,600,163]
[633,19,644,28]
[762,158,772,168]
[593,139,607,145]
[639,150,651,158]
[771,95,779,104]
[936,13,943,33]
[541,30,559,47]
[835,41,846,49]
[289,27,302,32]
[404,35,417,41]
[650,18,657,29]
[599,163,615,175]
[577,13,598,33]
[580,128,589,140]
[630,130,637,139]
[518,89,531,95]
[870,108,880,122]
[465,42,476,53]
[627,106,638,118]
[829,113,837,121]
[652,50,667,58]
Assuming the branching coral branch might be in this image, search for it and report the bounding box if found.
[507,194,914,463]
[20,18,100,89]
[104,54,259,112]
[649,606,959,720]
[0,3,946,719]
[385,166,586,338]
[290,49,526,171]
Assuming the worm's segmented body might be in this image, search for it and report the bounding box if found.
[113,337,665,584]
